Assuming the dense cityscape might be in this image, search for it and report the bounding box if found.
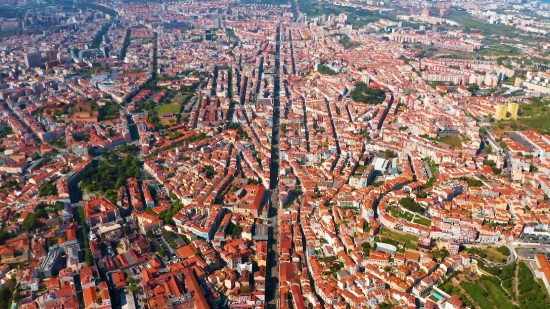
[2,0,550,309]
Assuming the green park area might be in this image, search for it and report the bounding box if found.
[387,206,414,221]
[460,282,494,309]
[518,261,550,309]
[350,82,386,104]
[413,216,431,226]
[157,104,181,114]
[439,262,516,309]
[442,257,549,309]
[435,135,462,148]
[297,0,386,28]
[317,65,337,75]
[467,245,510,263]
[80,153,142,205]
[494,98,550,134]
[447,9,518,40]
[339,35,361,49]
[378,227,418,249]
[387,205,431,227]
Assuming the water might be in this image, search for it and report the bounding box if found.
[432,292,443,300]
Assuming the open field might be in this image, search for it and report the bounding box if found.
[413,216,432,226]
[460,282,493,309]
[495,100,550,134]
[355,165,367,175]
[157,104,181,114]
[447,9,518,38]
[482,279,516,309]
[379,227,418,249]
[435,135,462,148]
[498,116,550,135]
[485,246,509,263]
[520,116,550,134]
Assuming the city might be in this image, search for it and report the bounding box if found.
[1,0,550,309]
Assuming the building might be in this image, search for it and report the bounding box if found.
[534,253,550,296]
[234,185,268,217]
[494,104,507,121]
[41,250,63,278]
[25,51,42,68]
[214,18,221,29]
[507,102,519,120]
[83,198,120,227]
[253,224,269,241]
[131,212,163,234]
[494,102,519,121]
[0,236,29,264]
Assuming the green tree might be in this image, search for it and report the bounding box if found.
[350,82,386,104]
[129,283,139,293]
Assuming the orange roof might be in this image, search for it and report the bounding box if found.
[82,286,98,308]
[111,271,127,288]
[176,244,197,259]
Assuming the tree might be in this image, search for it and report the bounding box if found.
[146,230,154,239]
[497,245,511,256]
[240,285,253,293]
[22,208,48,232]
[204,165,216,178]
[384,149,397,158]
[350,82,386,104]
[129,283,139,293]
[399,197,423,213]
[126,276,134,284]
[39,182,58,196]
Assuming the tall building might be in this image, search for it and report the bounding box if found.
[507,102,519,120]
[494,104,507,121]
[25,51,42,68]
[494,102,519,121]
[214,17,221,29]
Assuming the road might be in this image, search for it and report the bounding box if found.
[266,24,282,309]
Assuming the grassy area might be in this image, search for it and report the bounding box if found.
[520,115,550,135]
[460,282,493,309]
[477,44,522,57]
[520,101,550,117]
[498,116,550,135]
[387,205,413,221]
[435,135,462,148]
[428,295,440,302]
[537,278,550,300]
[485,246,509,263]
[157,104,181,114]
[413,216,432,227]
[355,165,367,175]
[298,0,384,28]
[339,35,362,49]
[379,227,418,247]
[421,158,437,189]
[244,0,290,4]
[518,261,550,309]
[447,9,518,39]
[482,279,517,309]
